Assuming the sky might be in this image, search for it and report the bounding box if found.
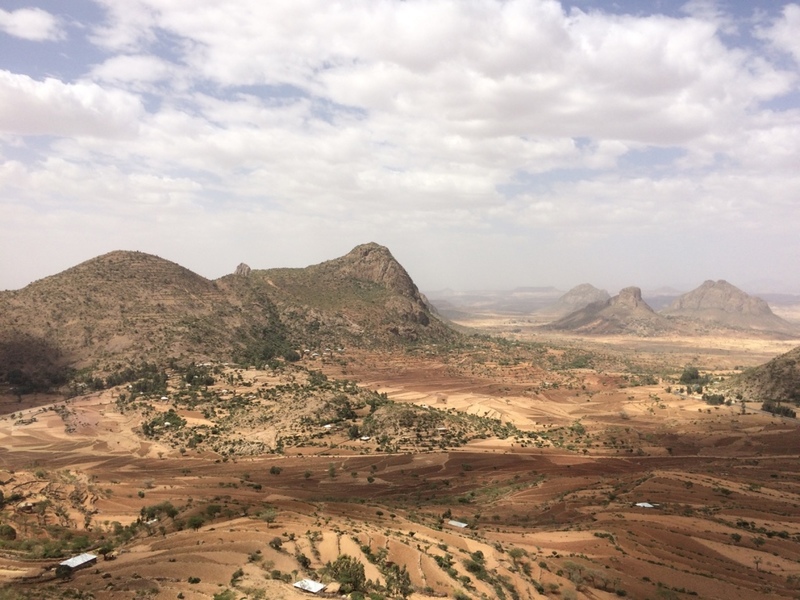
[1,0,799,294]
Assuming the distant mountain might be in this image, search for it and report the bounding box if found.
[549,286,674,336]
[661,280,796,334]
[0,244,452,382]
[511,286,561,294]
[536,283,610,320]
[731,345,800,404]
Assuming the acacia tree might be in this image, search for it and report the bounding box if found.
[326,554,366,593]
[680,366,700,384]
[384,562,412,598]
[55,564,72,580]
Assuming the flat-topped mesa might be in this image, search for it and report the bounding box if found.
[611,286,653,312]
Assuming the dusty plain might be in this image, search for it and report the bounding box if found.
[1,320,800,600]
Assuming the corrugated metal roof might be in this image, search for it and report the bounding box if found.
[293,579,326,593]
[447,519,469,528]
[60,553,98,569]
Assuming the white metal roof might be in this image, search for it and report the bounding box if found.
[293,579,326,593]
[447,519,468,528]
[60,553,98,569]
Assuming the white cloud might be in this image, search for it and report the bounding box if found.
[0,7,63,41]
[757,3,800,63]
[0,71,143,137]
[1,0,799,291]
[88,1,159,52]
[680,0,738,33]
[90,54,178,85]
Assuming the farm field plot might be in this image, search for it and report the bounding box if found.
[2,330,800,600]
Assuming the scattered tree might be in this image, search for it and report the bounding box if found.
[326,554,366,593]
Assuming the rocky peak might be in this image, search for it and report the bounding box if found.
[234,263,252,277]
[333,243,420,299]
[666,280,772,315]
[660,280,796,333]
[611,286,653,311]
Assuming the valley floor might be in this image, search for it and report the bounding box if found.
[1,333,799,599]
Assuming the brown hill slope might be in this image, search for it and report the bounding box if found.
[0,244,452,382]
[219,243,453,348]
[0,251,288,375]
[662,280,796,334]
[549,286,675,336]
[730,345,800,403]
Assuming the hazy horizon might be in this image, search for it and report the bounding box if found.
[3,243,799,299]
[2,1,799,294]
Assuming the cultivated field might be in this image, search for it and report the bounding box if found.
[1,330,800,599]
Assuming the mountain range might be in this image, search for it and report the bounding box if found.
[0,243,450,382]
[547,280,797,337]
[1,245,797,392]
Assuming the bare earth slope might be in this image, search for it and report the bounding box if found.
[731,344,800,402]
[662,279,797,334]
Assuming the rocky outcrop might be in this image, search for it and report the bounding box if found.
[549,286,674,336]
[326,243,420,299]
[611,286,651,311]
[219,243,453,348]
[234,263,251,277]
[662,280,796,333]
